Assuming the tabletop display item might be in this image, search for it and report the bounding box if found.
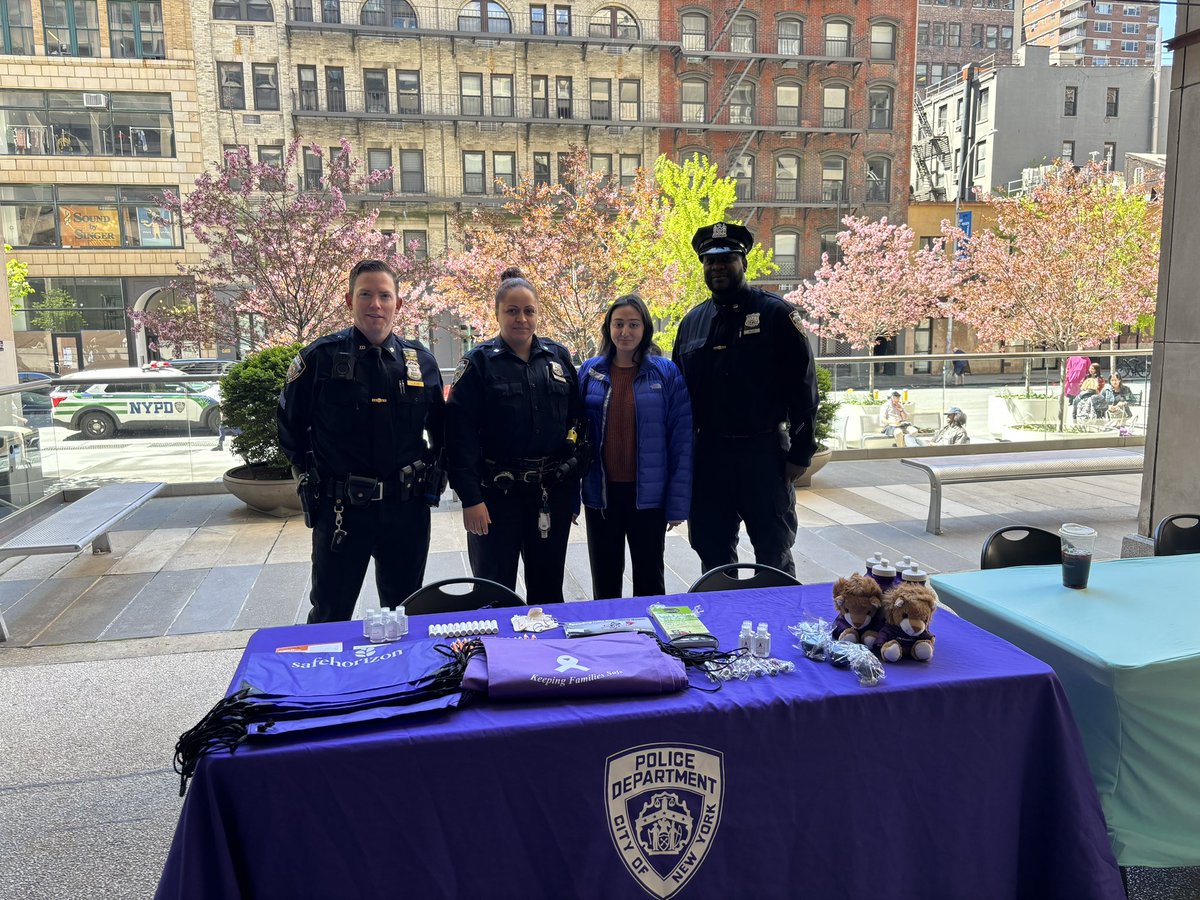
[1058,523,1098,589]
[511,607,560,633]
[830,574,885,648]
[647,604,719,649]
[876,582,938,662]
[788,617,886,686]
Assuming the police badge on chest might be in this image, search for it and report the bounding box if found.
[549,361,567,383]
[741,312,761,337]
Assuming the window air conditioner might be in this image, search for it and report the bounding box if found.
[83,92,108,108]
[479,121,502,132]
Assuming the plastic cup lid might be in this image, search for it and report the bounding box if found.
[1059,523,1097,538]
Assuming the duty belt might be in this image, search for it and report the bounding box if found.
[321,466,426,503]
[484,457,554,487]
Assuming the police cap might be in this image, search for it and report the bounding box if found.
[692,222,753,258]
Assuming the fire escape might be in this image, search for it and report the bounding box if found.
[912,95,951,201]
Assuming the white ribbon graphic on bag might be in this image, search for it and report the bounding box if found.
[555,655,590,673]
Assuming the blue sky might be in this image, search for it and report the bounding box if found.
[1161,1,1175,63]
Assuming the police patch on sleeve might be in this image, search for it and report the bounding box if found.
[285,354,305,384]
[789,310,807,334]
[452,358,470,384]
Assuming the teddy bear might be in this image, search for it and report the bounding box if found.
[876,581,938,663]
[831,574,885,648]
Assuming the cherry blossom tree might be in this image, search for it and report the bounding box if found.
[132,138,432,355]
[786,215,955,389]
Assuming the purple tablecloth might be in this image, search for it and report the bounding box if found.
[156,585,1122,900]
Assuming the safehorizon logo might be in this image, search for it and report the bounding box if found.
[606,743,724,899]
[288,646,404,669]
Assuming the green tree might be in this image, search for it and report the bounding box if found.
[648,154,777,349]
[27,287,85,332]
[5,244,34,310]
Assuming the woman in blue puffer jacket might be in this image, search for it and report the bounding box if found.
[578,294,693,598]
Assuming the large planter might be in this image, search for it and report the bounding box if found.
[794,448,833,488]
[223,463,303,517]
[987,395,1065,436]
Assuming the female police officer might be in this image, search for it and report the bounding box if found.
[446,269,585,603]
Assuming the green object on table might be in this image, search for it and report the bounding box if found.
[931,555,1200,868]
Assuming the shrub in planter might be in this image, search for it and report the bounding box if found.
[815,366,839,452]
[220,343,303,478]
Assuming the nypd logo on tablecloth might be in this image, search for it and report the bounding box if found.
[606,743,724,899]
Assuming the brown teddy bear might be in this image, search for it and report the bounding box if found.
[831,574,885,648]
[876,581,938,662]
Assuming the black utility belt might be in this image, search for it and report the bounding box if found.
[322,468,426,504]
[483,458,555,488]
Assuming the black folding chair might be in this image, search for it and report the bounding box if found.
[402,578,525,616]
[1153,514,1200,557]
[688,563,801,593]
[980,526,1062,570]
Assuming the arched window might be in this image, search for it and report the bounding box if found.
[773,232,799,277]
[868,84,894,129]
[870,21,896,60]
[681,78,707,123]
[729,81,754,124]
[819,229,843,265]
[775,82,802,127]
[730,13,755,53]
[730,154,753,202]
[775,154,801,201]
[824,19,850,57]
[678,146,710,166]
[360,0,416,28]
[822,83,848,128]
[589,6,638,38]
[681,10,707,51]
[866,156,892,203]
[821,156,847,202]
[777,17,803,55]
[212,0,273,21]
[458,0,510,33]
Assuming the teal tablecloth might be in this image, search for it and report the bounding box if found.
[932,555,1200,867]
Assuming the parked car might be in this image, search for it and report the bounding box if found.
[17,372,53,424]
[166,358,237,375]
[51,366,222,439]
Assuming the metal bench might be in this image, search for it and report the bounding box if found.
[900,449,1144,535]
[0,482,165,642]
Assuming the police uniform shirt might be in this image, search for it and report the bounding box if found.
[278,327,445,479]
[445,335,579,508]
[672,286,819,466]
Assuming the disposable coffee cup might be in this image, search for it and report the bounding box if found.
[1059,523,1097,589]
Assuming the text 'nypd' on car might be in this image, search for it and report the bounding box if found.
[51,365,222,439]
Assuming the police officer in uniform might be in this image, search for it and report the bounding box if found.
[672,223,818,577]
[446,270,585,603]
[278,259,445,623]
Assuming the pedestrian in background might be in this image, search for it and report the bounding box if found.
[578,294,693,599]
[278,259,445,623]
[672,222,818,578]
[952,347,970,386]
[446,269,587,603]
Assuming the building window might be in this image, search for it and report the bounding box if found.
[590,153,612,185]
[401,229,427,258]
[730,14,754,53]
[460,73,482,116]
[730,155,753,202]
[1064,85,1077,117]
[556,76,572,119]
[822,156,846,201]
[917,22,928,45]
[774,233,798,277]
[1,0,35,54]
[1123,3,1137,13]
[1122,40,1138,52]
[364,68,389,113]
[108,0,164,58]
[866,157,891,202]
[777,18,802,55]
[557,151,572,190]
[775,154,799,201]
[318,0,339,23]
[217,63,245,110]
[975,87,989,122]
[257,144,284,188]
[1106,87,1119,116]
[820,230,842,265]
[870,22,896,60]
[619,79,640,121]
[1094,21,1112,32]
[212,0,272,19]
[590,78,611,120]
[825,20,850,57]
[530,3,544,33]
[973,140,986,178]
[822,84,847,128]
[302,148,322,190]
[681,79,706,122]
[936,104,947,131]
[325,67,345,112]
[776,83,801,127]
[2,90,177,158]
[457,0,510,33]
[252,64,279,111]
[494,151,515,190]
[619,154,640,188]
[948,23,960,46]
[1094,38,1111,50]
[1121,22,1139,34]
[531,75,548,117]
[1,184,184,249]
[367,148,392,192]
[463,151,485,194]
[915,62,928,88]
[1061,140,1074,163]
[589,6,637,38]
[399,149,423,192]
[42,0,100,55]
[533,151,550,187]
[295,66,318,110]
[681,12,706,51]
[553,4,569,35]
[359,0,416,27]
[868,85,893,130]
[397,70,420,113]
[492,74,513,117]
[729,84,753,125]
[1095,1,1112,10]
[1103,142,1116,169]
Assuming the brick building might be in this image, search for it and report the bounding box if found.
[655,0,915,296]
[1,0,207,372]
[1023,0,1159,67]
[915,0,1016,90]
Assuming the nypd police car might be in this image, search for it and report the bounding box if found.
[51,366,222,439]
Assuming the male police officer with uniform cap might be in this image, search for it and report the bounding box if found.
[672,222,818,577]
[278,259,445,623]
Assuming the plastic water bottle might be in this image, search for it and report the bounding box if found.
[367,611,386,644]
[753,623,771,658]
[383,608,401,641]
[362,607,379,639]
[738,620,754,652]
